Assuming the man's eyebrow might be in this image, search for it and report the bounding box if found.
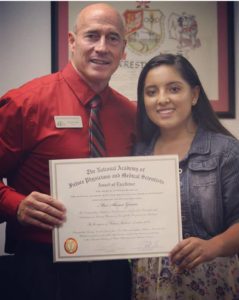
[109,32,121,36]
[84,30,99,34]
[83,29,121,35]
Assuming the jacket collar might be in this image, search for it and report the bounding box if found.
[188,126,211,156]
[145,126,212,157]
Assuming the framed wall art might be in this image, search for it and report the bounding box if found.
[51,1,235,118]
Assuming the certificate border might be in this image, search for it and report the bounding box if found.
[50,156,182,262]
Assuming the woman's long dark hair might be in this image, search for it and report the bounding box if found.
[137,53,234,144]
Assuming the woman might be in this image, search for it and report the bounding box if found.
[132,54,239,299]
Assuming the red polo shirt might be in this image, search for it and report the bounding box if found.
[0,62,136,248]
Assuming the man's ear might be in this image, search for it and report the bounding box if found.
[121,39,127,59]
[68,32,76,53]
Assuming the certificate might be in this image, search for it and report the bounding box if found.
[50,155,182,262]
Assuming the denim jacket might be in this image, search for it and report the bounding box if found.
[134,126,239,240]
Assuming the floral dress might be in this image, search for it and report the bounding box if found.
[131,253,239,299]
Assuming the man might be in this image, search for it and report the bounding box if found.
[0,3,136,300]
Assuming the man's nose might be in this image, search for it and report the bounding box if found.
[95,37,108,52]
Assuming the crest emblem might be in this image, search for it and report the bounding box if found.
[124,9,165,54]
[168,12,201,49]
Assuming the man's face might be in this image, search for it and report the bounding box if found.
[69,6,126,91]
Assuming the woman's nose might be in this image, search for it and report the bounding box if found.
[157,93,170,104]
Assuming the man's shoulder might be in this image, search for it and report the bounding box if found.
[17,72,61,93]
[6,71,62,98]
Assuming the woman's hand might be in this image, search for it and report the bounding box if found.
[169,237,222,271]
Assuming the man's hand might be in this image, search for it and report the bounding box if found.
[17,191,66,230]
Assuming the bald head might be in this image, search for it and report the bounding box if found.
[68,2,127,93]
[74,3,125,36]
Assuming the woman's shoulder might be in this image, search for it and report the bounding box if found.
[208,130,239,156]
[210,130,239,145]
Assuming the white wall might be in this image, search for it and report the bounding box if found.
[0,1,51,94]
[0,2,238,255]
[0,1,51,255]
[221,1,239,138]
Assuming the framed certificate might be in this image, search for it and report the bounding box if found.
[50,155,182,262]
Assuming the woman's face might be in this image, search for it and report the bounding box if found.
[143,64,199,133]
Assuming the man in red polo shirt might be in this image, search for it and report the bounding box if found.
[0,3,136,300]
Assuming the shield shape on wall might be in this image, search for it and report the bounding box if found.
[123,9,165,54]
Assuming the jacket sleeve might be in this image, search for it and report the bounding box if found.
[221,138,239,228]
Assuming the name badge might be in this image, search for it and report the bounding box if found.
[54,116,83,128]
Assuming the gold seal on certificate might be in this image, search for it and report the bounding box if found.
[50,155,182,262]
[64,238,78,254]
